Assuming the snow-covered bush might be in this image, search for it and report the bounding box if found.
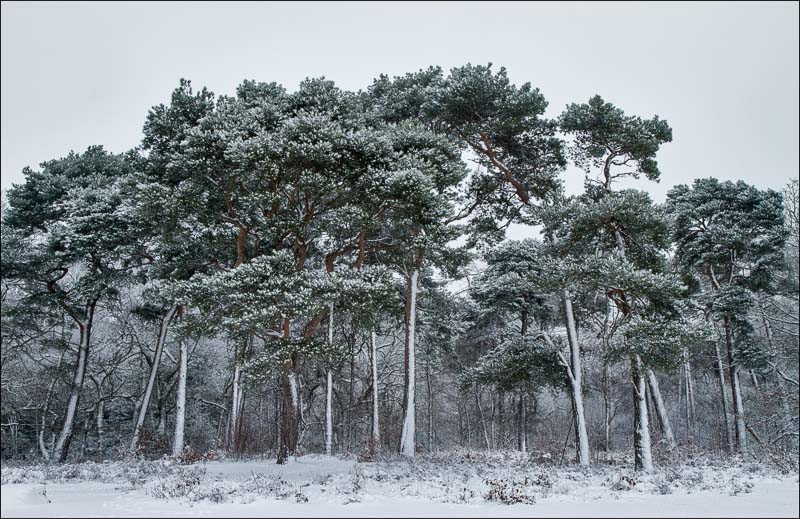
[483,477,537,505]
[146,466,206,499]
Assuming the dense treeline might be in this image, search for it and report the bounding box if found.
[1,64,797,471]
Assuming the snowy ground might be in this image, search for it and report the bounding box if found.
[2,451,798,517]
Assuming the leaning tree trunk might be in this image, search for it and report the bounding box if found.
[130,303,178,453]
[172,336,188,457]
[646,369,676,450]
[563,291,590,466]
[54,300,97,463]
[399,268,420,457]
[632,353,653,472]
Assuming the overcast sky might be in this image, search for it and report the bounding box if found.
[2,1,798,237]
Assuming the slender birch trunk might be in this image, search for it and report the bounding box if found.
[325,304,334,456]
[426,353,434,453]
[172,336,188,457]
[370,330,380,453]
[399,268,419,457]
[603,363,612,452]
[632,353,653,471]
[229,363,241,450]
[683,355,696,443]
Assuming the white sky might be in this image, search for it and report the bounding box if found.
[1,1,798,241]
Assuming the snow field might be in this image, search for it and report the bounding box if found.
[2,451,798,517]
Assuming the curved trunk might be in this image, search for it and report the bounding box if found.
[54,301,96,463]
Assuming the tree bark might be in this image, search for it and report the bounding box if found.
[172,336,188,457]
[54,300,97,463]
[130,303,178,452]
[400,268,420,457]
[646,368,676,450]
[632,353,653,472]
[724,316,747,453]
[370,330,380,454]
[325,304,334,456]
[564,291,590,466]
[39,351,65,461]
[277,350,300,464]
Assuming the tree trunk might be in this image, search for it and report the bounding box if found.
[714,339,734,452]
[684,357,696,444]
[130,303,178,452]
[325,304,334,456]
[426,353,434,452]
[724,317,747,453]
[39,351,65,461]
[96,397,105,447]
[156,382,167,437]
[54,301,96,463]
[277,351,300,464]
[172,337,188,457]
[475,387,491,451]
[646,369,676,450]
[520,392,527,453]
[399,269,419,457]
[325,370,333,456]
[497,391,505,449]
[564,291,590,466]
[370,330,380,454]
[603,363,612,453]
[632,353,653,472]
